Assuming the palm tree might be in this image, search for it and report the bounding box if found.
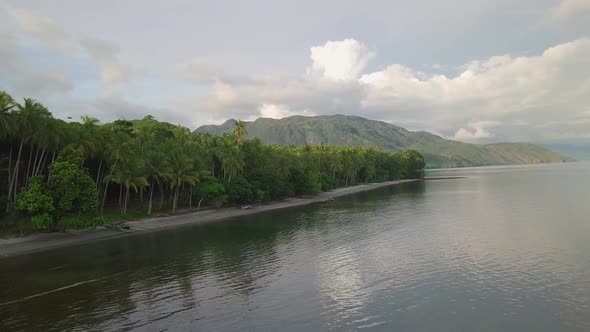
[100,132,133,212]
[8,98,50,202]
[0,91,14,139]
[30,118,55,177]
[120,163,148,214]
[173,126,191,150]
[232,120,247,143]
[77,116,100,161]
[168,151,198,212]
[144,150,171,214]
[1,92,15,197]
[215,137,245,181]
[188,157,211,209]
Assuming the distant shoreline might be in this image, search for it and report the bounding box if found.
[0,179,421,258]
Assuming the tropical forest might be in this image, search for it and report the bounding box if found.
[0,91,425,235]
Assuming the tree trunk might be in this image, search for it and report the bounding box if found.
[169,185,174,206]
[95,159,103,190]
[148,178,154,214]
[189,185,193,208]
[118,183,123,208]
[24,145,34,187]
[123,187,129,214]
[8,139,25,203]
[139,187,143,206]
[34,147,45,176]
[31,146,40,179]
[172,186,179,212]
[7,145,12,193]
[159,183,165,209]
[47,153,56,185]
[197,197,205,210]
[100,160,118,213]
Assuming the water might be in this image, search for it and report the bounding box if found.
[1,162,590,331]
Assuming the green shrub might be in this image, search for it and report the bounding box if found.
[49,146,99,217]
[15,177,55,231]
[290,169,322,195]
[31,213,54,230]
[193,179,226,209]
[246,170,293,200]
[319,173,337,191]
[223,176,253,204]
[64,216,105,230]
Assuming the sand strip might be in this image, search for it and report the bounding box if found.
[0,179,420,258]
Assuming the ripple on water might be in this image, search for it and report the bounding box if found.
[2,164,590,331]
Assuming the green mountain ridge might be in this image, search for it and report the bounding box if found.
[195,115,574,168]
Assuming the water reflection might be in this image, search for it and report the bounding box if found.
[1,167,589,331]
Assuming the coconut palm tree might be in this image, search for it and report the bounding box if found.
[167,151,198,212]
[215,137,245,181]
[77,116,101,161]
[100,131,133,212]
[1,92,15,197]
[232,120,247,143]
[0,91,14,139]
[144,150,171,214]
[119,162,148,214]
[173,126,191,150]
[8,98,50,202]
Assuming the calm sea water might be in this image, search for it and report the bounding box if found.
[1,162,589,331]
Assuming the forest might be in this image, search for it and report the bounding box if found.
[0,91,425,234]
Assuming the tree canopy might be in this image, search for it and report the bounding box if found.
[0,91,425,232]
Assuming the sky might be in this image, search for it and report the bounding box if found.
[0,0,589,144]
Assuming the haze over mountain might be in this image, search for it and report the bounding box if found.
[195,115,574,168]
[541,144,590,161]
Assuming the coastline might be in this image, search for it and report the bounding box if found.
[0,179,420,258]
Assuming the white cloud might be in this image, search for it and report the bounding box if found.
[2,6,142,92]
[80,36,145,85]
[551,0,590,26]
[258,103,316,119]
[308,39,375,81]
[3,5,73,53]
[0,24,72,97]
[360,38,590,138]
[192,37,590,142]
[174,59,255,85]
[453,121,501,141]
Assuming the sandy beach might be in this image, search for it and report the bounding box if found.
[0,179,419,258]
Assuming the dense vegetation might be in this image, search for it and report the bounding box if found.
[196,115,574,168]
[0,92,425,234]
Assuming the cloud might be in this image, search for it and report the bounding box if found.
[3,5,73,53]
[80,36,145,85]
[551,0,590,26]
[95,92,166,121]
[453,121,501,141]
[1,6,142,95]
[192,37,590,142]
[308,39,375,81]
[257,103,316,119]
[174,59,255,85]
[0,24,72,97]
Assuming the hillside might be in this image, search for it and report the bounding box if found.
[541,143,590,161]
[195,115,574,168]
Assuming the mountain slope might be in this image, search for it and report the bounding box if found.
[541,143,590,161]
[195,115,574,168]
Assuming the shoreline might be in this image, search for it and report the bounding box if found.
[0,179,420,258]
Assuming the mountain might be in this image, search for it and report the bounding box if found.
[541,143,590,161]
[195,115,575,168]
